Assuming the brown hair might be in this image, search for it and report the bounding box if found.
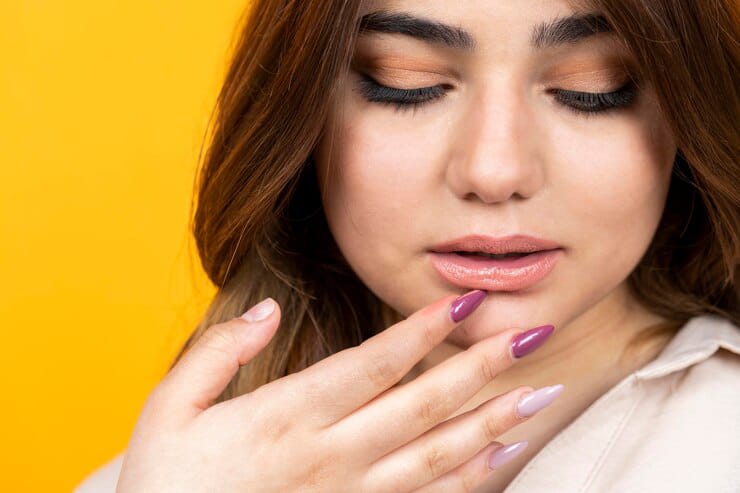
[168,0,739,403]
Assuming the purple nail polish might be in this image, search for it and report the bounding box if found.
[449,290,487,322]
[511,325,554,358]
[488,440,528,470]
[516,384,565,418]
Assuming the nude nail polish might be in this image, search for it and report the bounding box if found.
[516,384,565,418]
[241,297,275,322]
[488,440,528,470]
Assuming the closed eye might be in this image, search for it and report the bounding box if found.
[355,72,638,116]
[356,73,449,113]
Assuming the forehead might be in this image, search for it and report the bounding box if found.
[357,0,611,54]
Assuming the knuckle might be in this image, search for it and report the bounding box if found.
[476,353,500,383]
[365,354,401,388]
[419,320,439,350]
[259,412,295,442]
[421,443,452,478]
[480,411,506,441]
[459,470,479,493]
[299,375,326,403]
[302,451,338,490]
[295,376,332,417]
[299,446,346,492]
[248,384,295,427]
[200,323,239,352]
[414,392,452,428]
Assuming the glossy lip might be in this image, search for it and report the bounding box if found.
[428,249,563,291]
[427,233,564,291]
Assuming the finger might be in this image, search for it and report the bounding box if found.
[411,440,529,493]
[289,289,489,426]
[327,323,554,458]
[151,297,281,425]
[361,386,533,493]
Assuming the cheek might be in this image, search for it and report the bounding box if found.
[313,102,442,307]
[323,110,446,209]
[550,109,676,276]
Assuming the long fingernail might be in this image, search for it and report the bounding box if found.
[241,297,275,322]
[516,384,565,418]
[488,440,528,470]
[510,325,554,358]
[449,290,487,322]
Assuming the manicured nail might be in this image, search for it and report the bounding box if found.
[510,324,554,358]
[488,440,528,470]
[516,384,565,418]
[449,290,487,322]
[241,297,275,322]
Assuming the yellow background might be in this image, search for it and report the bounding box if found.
[1,1,248,490]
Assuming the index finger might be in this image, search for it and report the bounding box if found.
[295,289,488,427]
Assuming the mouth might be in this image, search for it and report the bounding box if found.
[428,234,563,291]
[449,251,538,259]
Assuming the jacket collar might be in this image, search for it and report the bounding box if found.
[635,314,740,380]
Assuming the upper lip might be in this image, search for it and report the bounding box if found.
[429,233,561,254]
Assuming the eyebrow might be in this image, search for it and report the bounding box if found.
[357,10,612,51]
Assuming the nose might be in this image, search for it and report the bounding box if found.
[445,81,545,204]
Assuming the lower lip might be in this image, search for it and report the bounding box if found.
[428,249,563,291]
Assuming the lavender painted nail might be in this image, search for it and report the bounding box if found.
[516,384,565,418]
[510,324,554,358]
[449,289,487,322]
[488,440,529,470]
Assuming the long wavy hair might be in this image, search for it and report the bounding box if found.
[168,0,739,404]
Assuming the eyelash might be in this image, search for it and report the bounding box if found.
[356,73,637,116]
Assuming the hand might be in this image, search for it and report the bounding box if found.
[116,289,558,493]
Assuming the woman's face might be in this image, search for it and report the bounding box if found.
[313,0,676,346]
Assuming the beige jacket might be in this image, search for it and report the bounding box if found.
[74,314,740,492]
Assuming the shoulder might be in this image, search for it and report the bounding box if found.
[592,316,740,491]
[673,336,740,417]
[73,451,125,493]
[631,314,740,449]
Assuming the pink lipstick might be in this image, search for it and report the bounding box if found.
[428,234,563,291]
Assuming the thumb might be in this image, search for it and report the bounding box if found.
[154,297,280,423]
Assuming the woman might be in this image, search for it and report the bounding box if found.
[75,0,739,492]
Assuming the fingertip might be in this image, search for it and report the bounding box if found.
[240,297,277,322]
[488,440,528,470]
[243,301,281,344]
[415,292,458,318]
[449,289,487,323]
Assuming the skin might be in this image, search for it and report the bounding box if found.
[314,0,677,490]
